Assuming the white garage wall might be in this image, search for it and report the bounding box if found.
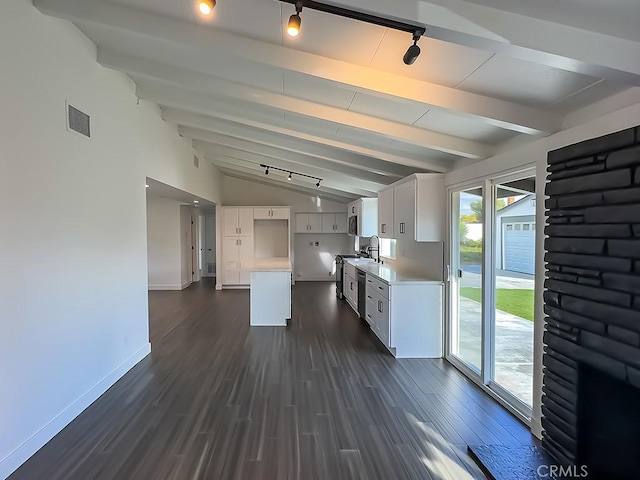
[146,196,182,290]
[0,2,222,478]
[446,96,640,440]
[222,176,351,282]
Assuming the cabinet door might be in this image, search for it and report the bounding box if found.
[394,180,416,241]
[343,269,349,298]
[238,237,254,264]
[223,208,239,236]
[321,213,335,233]
[270,208,289,220]
[295,213,309,233]
[334,213,348,234]
[237,208,254,236]
[223,236,240,262]
[378,188,394,238]
[223,262,240,284]
[253,208,272,220]
[308,213,322,233]
[377,298,390,346]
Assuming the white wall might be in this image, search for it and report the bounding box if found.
[445,98,640,440]
[0,2,223,478]
[146,196,182,289]
[222,176,351,282]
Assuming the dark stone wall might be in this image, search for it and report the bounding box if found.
[543,125,640,465]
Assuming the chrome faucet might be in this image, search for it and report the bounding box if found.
[368,235,380,263]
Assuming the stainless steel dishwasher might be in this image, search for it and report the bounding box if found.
[357,269,367,319]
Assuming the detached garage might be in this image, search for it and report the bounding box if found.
[495,195,536,275]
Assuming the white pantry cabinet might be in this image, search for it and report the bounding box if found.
[223,207,254,237]
[222,236,254,285]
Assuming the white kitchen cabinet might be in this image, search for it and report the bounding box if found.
[321,213,348,233]
[295,213,322,233]
[347,198,378,237]
[364,272,443,358]
[222,236,254,285]
[377,174,444,242]
[378,187,394,239]
[223,207,254,236]
[254,207,290,220]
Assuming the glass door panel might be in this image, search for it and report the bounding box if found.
[491,176,536,409]
[450,188,484,372]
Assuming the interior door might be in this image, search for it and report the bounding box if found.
[204,215,216,276]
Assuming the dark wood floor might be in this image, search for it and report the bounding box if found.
[10,280,535,480]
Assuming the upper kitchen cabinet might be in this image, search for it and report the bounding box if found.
[223,207,254,237]
[378,188,394,239]
[321,213,348,233]
[254,207,290,220]
[294,213,322,233]
[378,174,444,242]
[347,198,378,237]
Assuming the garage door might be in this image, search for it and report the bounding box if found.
[503,222,535,274]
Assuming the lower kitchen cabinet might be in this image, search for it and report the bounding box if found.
[365,272,442,358]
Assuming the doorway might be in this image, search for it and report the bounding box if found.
[447,170,536,419]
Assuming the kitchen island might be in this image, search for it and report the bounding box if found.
[248,258,292,326]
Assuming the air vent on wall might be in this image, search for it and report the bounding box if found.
[194,155,200,168]
[207,264,215,274]
[67,104,90,138]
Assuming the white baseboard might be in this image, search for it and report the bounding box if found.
[295,277,336,282]
[0,344,151,480]
[181,281,191,290]
[148,284,182,291]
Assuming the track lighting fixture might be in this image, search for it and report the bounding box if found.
[287,2,303,37]
[403,31,422,65]
[260,164,322,188]
[198,0,215,16]
[279,1,426,65]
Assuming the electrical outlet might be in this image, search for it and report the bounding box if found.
[309,242,313,246]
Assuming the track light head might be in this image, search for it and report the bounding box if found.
[265,167,269,175]
[403,31,422,65]
[316,180,321,188]
[287,1,304,37]
[287,14,302,37]
[198,0,215,16]
[288,172,293,181]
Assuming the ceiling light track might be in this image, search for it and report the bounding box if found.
[279,0,425,35]
[279,1,425,64]
[261,164,322,188]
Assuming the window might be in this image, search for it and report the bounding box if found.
[523,224,530,231]
[532,223,536,231]
[506,224,513,230]
[515,224,521,231]
[379,238,396,259]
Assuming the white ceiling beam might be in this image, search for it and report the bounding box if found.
[162,108,442,175]
[193,139,381,197]
[98,49,491,160]
[333,0,640,85]
[191,138,392,187]
[33,0,559,135]
[219,169,356,204]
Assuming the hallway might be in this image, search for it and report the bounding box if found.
[10,281,533,480]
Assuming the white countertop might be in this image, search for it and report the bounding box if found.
[247,258,292,272]
[345,258,443,285]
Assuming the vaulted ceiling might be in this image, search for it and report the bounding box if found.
[35,0,640,202]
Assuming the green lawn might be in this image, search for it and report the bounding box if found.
[460,287,534,321]
[460,245,482,265]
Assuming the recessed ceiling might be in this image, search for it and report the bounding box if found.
[35,0,639,199]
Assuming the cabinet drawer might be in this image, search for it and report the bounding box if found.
[367,274,389,299]
[345,263,357,278]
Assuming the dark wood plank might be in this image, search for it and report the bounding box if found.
[9,280,534,480]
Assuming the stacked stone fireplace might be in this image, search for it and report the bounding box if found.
[544,125,640,478]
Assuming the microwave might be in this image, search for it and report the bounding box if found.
[348,215,358,236]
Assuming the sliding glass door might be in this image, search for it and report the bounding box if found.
[447,170,536,418]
